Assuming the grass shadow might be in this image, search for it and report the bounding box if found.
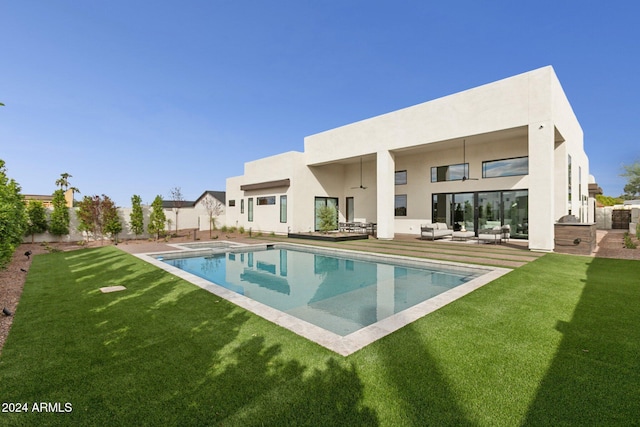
[373,325,475,426]
[522,257,640,425]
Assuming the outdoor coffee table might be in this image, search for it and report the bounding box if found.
[452,231,475,241]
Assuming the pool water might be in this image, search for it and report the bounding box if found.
[161,247,480,336]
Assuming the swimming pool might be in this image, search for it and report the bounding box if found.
[141,243,510,355]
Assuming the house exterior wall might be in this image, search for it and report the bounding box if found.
[224,66,589,251]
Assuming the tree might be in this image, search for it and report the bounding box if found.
[169,186,185,235]
[55,172,80,206]
[55,172,72,190]
[200,195,224,238]
[102,196,122,243]
[148,195,166,240]
[0,159,27,268]
[595,194,623,206]
[25,200,48,243]
[621,160,640,200]
[76,195,122,244]
[49,189,70,237]
[76,195,101,241]
[129,194,145,238]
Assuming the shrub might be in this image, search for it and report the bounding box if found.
[623,232,637,249]
[238,226,245,234]
[220,225,228,232]
[317,205,337,233]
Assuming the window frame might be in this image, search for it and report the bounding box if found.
[394,194,407,217]
[431,163,469,182]
[257,196,276,206]
[280,195,287,223]
[481,156,529,179]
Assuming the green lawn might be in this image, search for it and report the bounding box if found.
[1,246,639,426]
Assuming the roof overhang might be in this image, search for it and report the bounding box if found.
[240,178,290,191]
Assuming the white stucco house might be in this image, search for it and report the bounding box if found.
[226,66,593,252]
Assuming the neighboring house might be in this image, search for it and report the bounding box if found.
[24,189,75,208]
[226,66,594,252]
[194,190,226,230]
[194,190,226,213]
[161,190,226,231]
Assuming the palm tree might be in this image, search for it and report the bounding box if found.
[55,172,72,190]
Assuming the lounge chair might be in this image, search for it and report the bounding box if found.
[477,226,503,244]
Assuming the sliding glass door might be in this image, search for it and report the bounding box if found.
[478,192,502,229]
[502,190,528,238]
[453,193,474,232]
[433,193,475,232]
[432,190,528,239]
[346,197,355,222]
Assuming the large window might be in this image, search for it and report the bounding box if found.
[248,198,253,222]
[240,199,244,214]
[482,156,528,178]
[395,194,407,216]
[431,163,468,182]
[280,195,287,223]
[395,170,407,185]
[257,196,275,205]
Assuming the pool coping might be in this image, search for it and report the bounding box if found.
[135,241,511,356]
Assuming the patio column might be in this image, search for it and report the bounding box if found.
[528,121,555,251]
[377,150,395,240]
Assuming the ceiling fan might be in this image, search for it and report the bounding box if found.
[350,157,368,189]
[461,139,478,181]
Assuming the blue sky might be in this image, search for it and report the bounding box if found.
[1,1,639,206]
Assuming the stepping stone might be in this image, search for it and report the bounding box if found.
[100,285,127,293]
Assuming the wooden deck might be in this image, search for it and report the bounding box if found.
[251,233,543,268]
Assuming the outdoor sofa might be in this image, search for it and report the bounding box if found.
[420,223,453,240]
